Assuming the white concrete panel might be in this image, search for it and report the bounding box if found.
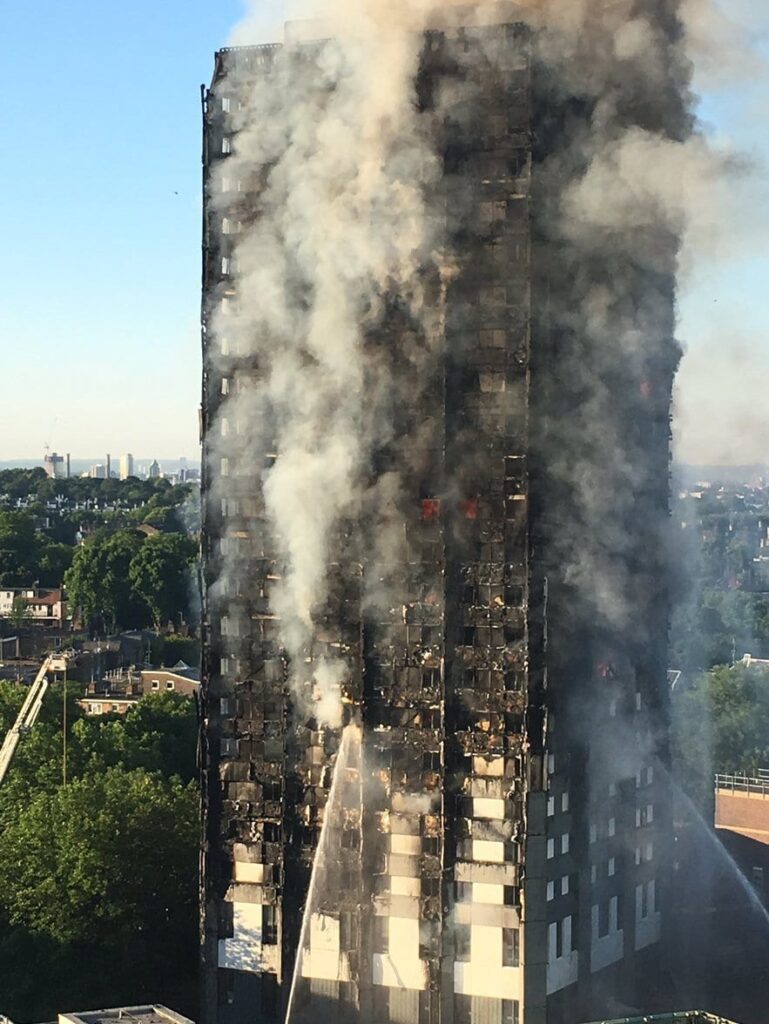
[218,902,264,973]
[472,840,505,863]
[302,949,350,982]
[454,925,522,1000]
[372,953,428,991]
[310,913,340,953]
[392,876,421,897]
[233,861,264,884]
[473,883,505,905]
[372,917,428,991]
[473,798,506,819]
[388,853,420,877]
[391,834,422,856]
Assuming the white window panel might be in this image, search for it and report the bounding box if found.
[547,838,555,860]
[561,834,570,855]
[546,881,555,902]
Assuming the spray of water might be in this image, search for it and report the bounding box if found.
[662,758,769,929]
[285,721,362,1024]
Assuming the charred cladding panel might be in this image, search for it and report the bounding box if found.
[201,15,680,1024]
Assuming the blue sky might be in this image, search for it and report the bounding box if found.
[0,1,766,464]
[0,0,243,461]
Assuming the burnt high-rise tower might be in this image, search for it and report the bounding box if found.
[201,7,688,1024]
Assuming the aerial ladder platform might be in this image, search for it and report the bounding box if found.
[0,653,70,785]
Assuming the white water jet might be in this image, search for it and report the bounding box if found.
[285,721,363,1024]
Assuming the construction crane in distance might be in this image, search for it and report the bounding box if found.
[0,653,70,785]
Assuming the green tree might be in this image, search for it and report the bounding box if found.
[71,692,198,783]
[9,596,28,630]
[161,634,201,668]
[0,682,199,1020]
[0,768,198,945]
[38,541,74,587]
[0,512,39,586]
[128,533,197,629]
[65,529,149,632]
[672,663,769,808]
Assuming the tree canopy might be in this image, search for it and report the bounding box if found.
[0,768,197,945]
[672,663,769,808]
[0,684,199,1019]
[65,528,197,633]
[0,511,74,589]
[129,533,198,629]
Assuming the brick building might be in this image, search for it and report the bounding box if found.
[715,774,769,907]
[0,587,68,627]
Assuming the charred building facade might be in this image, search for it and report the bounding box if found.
[201,9,685,1024]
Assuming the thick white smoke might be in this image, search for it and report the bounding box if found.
[211,0,449,726]
[211,0,756,719]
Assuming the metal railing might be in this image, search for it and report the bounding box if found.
[715,773,769,797]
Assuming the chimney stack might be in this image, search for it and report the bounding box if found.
[66,453,71,478]
[106,454,111,480]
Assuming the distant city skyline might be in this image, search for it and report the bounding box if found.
[0,457,200,472]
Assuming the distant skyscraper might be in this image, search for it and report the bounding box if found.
[200,10,687,1024]
[148,459,161,480]
[120,454,135,480]
[44,451,65,479]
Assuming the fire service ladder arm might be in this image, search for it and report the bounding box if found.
[0,654,68,786]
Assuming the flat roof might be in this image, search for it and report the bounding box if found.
[582,1013,741,1024]
[58,1006,194,1024]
